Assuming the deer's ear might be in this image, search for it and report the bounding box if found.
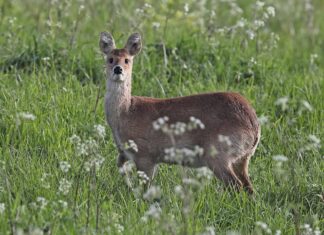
[99,32,115,55]
[125,33,142,56]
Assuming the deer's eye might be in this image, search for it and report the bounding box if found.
[108,58,114,64]
[125,58,129,64]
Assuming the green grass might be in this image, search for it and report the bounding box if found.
[0,0,323,234]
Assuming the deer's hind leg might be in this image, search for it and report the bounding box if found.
[206,155,243,191]
[232,155,254,194]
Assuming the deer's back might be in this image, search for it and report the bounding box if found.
[129,92,258,131]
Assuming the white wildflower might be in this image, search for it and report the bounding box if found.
[250,57,257,65]
[137,171,150,185]
[308,134,321,148]
[58,200,68,209]
[115,223,124,233]
[229,2,243,15]
[152,116,169,130]
[235,18,246,28]
[84,154,105,172]
[266,6,275,17]
[40,173,51,189]
[255,1,265,9]
[255,221,271,234]
[275,96,289,111]
[135,8,144,14]
[196,167,214,180]
[75,143,87,156]
[36,197,48,209]
[120,161,135,174]
[226,231,241,235]
[275,230,281,235]
[246,30,255,40]
[200,226,216,235]
[152,22,160,30]
[143,186,162,201]
[78,4,85,14]
[258,115,269,125]
[8,17,17,25]
[28,228,43,235]
[310,53,318,65]
[59,178,72,195]
[301,100,313,112]
[143,3,152,8]
[83,138,99,155]
[170,122,187,135]
[217,28,225,34]
[164,146,204,164]
[218,134,232,146]
[141,203,162,222]
[188,116,205,130]
[94,124,106,139]
[59,161,71,173]
[184,3,189,14]
[273,155,288,162]
[314,227,321,235]
[69,134,81,145]
[124,140,138,152]
[18,112,36,121]
[182,177,200,187]
[0,203,5,214]
[174,185,185,199]
[254,20,265,29]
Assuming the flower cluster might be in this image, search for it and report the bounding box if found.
[16,112,36,125]
[164,145,204,164]
[275,96,289,111]
[59,178,72,195]
[143,186,162,202]
[36,196,48,209]
[255,221,271,234]
[300,224,321,235]
[218,134,232,146]
[137,171,150,185]
[59,161,71,173]
[93,124,106,139]
[195,167,214,181]
[153,116,205,136]
[124,140,138,152]
[141,203,162,222]
[84,154,105,172]
[69,134,105,172]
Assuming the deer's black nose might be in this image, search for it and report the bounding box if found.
[114,66,123,75]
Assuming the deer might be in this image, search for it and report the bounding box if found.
[99,32,260,194]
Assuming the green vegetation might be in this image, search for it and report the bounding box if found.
[0,0,323,234]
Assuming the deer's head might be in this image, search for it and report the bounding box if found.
[99,32,142,83]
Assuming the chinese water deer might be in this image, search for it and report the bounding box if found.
[99,32,260,194]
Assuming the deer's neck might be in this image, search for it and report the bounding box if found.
[105,78,132,134]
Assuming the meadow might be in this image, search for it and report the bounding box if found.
[0,0,323,234]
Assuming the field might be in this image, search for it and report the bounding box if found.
[0,0,323,234]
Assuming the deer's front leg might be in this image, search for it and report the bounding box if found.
[134,157,157,180]
[117,152,128,168]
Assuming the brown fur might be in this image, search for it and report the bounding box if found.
[99,32,261,194]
